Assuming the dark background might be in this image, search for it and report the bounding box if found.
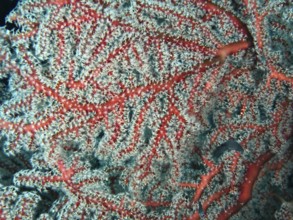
[0,0,19,26]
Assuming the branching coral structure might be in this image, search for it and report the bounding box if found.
[0,0,292,219]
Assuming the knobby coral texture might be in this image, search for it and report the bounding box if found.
[0,0,292,219]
